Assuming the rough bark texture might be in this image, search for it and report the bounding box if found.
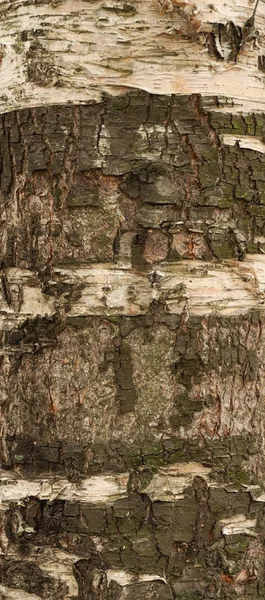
[2,2,265,600]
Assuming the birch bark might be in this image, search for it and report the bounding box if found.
[1,2,265,599]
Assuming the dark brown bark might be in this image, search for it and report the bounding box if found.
[2,92,265,599]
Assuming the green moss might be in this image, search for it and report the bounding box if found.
[212,242,234,259]
[254,115,265,128]
[125,455,142,469]
[122,445,141,458]
[143,454,165,468]
[226,467,252,485]
[218,196,233,208]
[210,113,232,129]
[246,124,255,135]
[246,242,258,253]
[208,227,236,259]
[258,191,265,205]
[225,537,249,557]
[219,183,234,207]
[235,185,255,202]
[232,116,246,134]
[247,205,265,216]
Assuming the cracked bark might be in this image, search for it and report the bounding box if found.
[2,1,265,600]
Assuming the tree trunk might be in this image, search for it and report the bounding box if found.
[1,1,265,599]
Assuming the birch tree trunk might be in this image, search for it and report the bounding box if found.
[2,1,265,599]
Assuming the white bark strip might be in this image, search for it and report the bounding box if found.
[221,135,265,153]
[220,514,257,537]
[142,462,211,501]
[0,471,129,507]
[1,548,80,599]
[106,570,167,586]
[2,464,255,508]
[2,256,265,319]
[0,0,264,114]
[0,586,43,600]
